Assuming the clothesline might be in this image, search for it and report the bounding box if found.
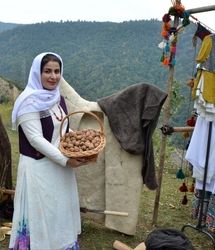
[190,14,215,34]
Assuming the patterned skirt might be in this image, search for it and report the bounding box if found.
[206,194,215,233]
[191,189,211,225]
[191,190,215,233]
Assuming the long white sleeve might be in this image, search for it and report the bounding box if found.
[18,113,68,167]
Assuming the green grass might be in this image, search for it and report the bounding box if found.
[1,103,214,249]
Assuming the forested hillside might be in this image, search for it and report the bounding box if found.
[0,20,199,128]
[0,22,20,33]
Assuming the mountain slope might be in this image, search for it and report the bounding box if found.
[0,20,197,101]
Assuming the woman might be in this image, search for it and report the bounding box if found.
[9,52,86,250]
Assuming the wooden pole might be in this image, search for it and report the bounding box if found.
[152,16,179,226]
[161,125,194,134]
[186,5,215,14]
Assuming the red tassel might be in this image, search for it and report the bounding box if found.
[162,13,171,22]
[179,182,188,192]
[186,115,196,127]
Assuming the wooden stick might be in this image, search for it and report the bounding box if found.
[113,240,133,250]
[0,188,15,195]
[103,210,128,216]
[0,193,129,217]
[113,241,146,250]
[134,243,146,250]
[80,207,128,216]
[161,125,194,135]
[173,126,194,133]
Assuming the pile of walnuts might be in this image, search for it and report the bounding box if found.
[60,129,102,153]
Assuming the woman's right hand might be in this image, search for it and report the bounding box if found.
[66,157,89,168]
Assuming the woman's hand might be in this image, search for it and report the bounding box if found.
[66,157,90,168]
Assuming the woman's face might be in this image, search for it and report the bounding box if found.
[41,60,61,90]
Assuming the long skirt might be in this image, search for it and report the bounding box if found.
[9,156,81,250]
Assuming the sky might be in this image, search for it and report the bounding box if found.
[1,0,215,31]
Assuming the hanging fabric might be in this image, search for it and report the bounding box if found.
[193,22,212,41]
[185,19,215,234]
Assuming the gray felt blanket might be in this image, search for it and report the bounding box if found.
[98,82,167,190]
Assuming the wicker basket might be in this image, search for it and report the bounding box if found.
[59,111,106,158]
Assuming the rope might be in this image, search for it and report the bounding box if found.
[190,15,215,34]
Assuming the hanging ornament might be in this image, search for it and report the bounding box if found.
[182,131,190,139]
[182,11,190,27]
[189,181,195,193]
[186,115,196,127]
[162,57,169,66]
[181,194,188,205]
[169,33,175,42]
[170,45,176,54]
[160,52,165,62]
[170,57,176,66]
[158,41,166,49]
[162,13,171,23]
[164,42,170,53]
[159,0,190,67]
[179,182,188,192]
[176,168,185,179]
[169,0,185,17]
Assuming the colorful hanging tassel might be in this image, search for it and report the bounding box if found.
[160,52,165,62]
[181,194,188,205]
[162,13,171,23]
[161,30,169,39]
[168,0,185,18]
[189,182,195,192]
[170,57,176,66]
[179,182,188,192]
[182,131,190,139]
[176,168,185,179]
[186,115,196,127]
[170,45,176,54]
[158,41,166,49]
[164,42,170,53]
[162,57,169,66]
[182,11,190,27]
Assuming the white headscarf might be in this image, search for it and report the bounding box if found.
[12,52,63,129]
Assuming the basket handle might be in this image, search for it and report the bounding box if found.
[59,111,104,138]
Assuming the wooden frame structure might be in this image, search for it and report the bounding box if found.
[152,2,215,249]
